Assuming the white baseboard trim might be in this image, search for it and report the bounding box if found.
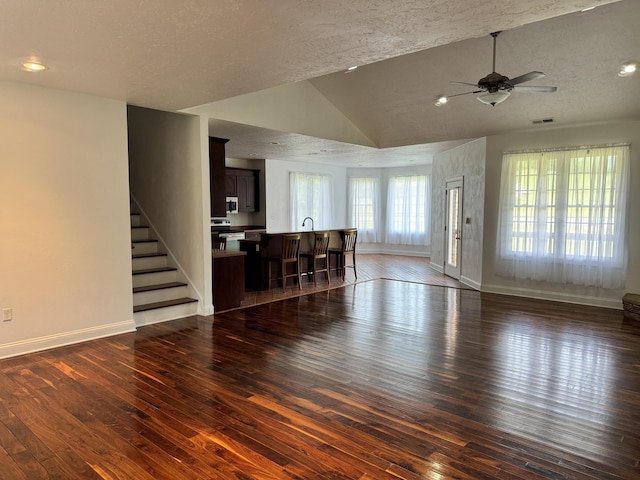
[356,245,430,257]
[460,276,481,290]
[200,303,214,316]
[430,262,444,273]
[0,319,137,360]
[481,283,622,310]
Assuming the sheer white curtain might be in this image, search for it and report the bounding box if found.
[349,177,380,243]
[495,144,630,288]
[386,175,430,245]
[290,172,333,231]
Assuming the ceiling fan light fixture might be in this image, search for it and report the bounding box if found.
[477,91,510,106]
[618,61,639,77]
[434,95,448,106]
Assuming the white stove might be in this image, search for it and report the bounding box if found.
[211,218,244,246]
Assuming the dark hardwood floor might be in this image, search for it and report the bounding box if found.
[1,255,639,479]
[236,254,470,311]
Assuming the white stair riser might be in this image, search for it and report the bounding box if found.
[132,255,168,271]
[131,241,159,255]
[133,286,189,306]
[134,302,198,327]
[130,214,141,227]
[131,227,150,241]
[132,270,177,288]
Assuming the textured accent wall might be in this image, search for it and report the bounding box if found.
[431,138,486,288]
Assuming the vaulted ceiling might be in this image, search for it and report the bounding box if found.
[2,0,637,166]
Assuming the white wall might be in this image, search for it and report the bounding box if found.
[483,121,640,308]
[431,138,486,288]
[127,107,212,316]
[265,159,348,232]
[0,81,134,358]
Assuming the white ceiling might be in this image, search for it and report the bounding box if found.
[2,0,637,166]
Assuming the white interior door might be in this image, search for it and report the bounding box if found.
[444,178,463,280]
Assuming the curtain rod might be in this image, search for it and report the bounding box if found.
[504,142,630,155]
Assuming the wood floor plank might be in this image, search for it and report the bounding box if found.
[2,255,640,479]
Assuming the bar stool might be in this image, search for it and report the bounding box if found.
[300,231,331,286]
[211,232,227,251]
[267,233,302,292]
[329,228,357,280]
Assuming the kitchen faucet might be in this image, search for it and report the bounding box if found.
[302,217,314,231]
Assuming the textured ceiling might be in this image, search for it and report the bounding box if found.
[1,0,636,166]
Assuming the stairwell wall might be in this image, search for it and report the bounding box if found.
[127,107,212,316]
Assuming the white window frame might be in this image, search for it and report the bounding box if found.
[348,176,380,243]
[385,174,430,246]
[495,144,630,288]
[290,172,333,231]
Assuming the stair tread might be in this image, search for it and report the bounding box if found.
[133,297,198,313]
[133,282,188,293]
[131,239,158,244]
[131,226,149,230]
[132,252,167,259]
[132,266,177,275]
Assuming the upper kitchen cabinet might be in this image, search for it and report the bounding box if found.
[209,137,229,218]
[226,168,259,212]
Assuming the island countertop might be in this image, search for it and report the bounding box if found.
[212,249,247,259]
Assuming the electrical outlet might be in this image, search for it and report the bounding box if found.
[2,308,12,322]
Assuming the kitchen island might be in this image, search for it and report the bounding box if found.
[239,229,352,291]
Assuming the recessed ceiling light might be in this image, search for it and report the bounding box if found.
[22,61,47,72]
[618,61,639,77]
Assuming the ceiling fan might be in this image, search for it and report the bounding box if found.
[435,31,557,107]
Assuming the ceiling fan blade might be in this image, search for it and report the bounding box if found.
[508,71,545,85]
[447,90,482,98]
[512,85,558,93]
[451,81,480,88]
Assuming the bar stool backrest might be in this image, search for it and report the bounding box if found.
[212,233,227,250]
[282,233,301,260]
[342,228,357,253]
[312,231,331,257]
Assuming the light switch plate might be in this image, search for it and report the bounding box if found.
[2,308,12,321]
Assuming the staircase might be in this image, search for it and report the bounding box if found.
[130,211,198,326]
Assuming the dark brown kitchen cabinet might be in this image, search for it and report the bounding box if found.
[209,137,229,218]
[212,250,245,311]
[226,168,259,212]
[225,174,237,196]
[237,173,256,212]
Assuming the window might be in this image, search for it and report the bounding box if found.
[496,144,629,288]
[349,177,380,243]
[386,175,430,245]
[290,172,333,231]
